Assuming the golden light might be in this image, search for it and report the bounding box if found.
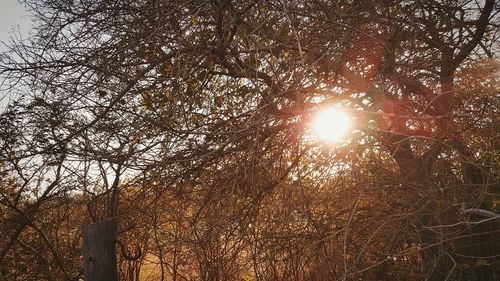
[312,107,351,142]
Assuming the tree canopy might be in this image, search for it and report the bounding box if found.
[1,0,499,280]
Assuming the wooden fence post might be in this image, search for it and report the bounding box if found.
[83,220,118,281]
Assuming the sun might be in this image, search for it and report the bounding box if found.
[312,107,351,142]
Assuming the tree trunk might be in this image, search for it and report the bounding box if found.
[408,166,449,281]
[83,219,118,281]
[404,157,500,281]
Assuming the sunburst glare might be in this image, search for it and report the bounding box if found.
[312,107,351,142]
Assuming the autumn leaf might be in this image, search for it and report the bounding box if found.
[214,96,222,108]
[475,259,490,267]
[191,16,199,26]
[141,92,153,110]
[160,62,173,75]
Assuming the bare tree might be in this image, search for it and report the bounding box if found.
[1,0,499,280]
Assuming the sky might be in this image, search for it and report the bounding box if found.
[0,0,31,50]
[0,0,31,108]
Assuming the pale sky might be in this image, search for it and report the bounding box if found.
[0,1,31,108]
[0,0,31,50]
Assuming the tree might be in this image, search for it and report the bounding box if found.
[1,0,499,280]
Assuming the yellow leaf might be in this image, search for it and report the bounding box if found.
[141,92,153,110]
[160,62,172,75]
[491,200,500,212]
[191,114,200,123]
[191,16,199,26]
[188,80,198,92]
[475,259,489,267]
[393,3,402,14]
[283,50,290,59]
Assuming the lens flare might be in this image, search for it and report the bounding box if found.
[312,107,351,142]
